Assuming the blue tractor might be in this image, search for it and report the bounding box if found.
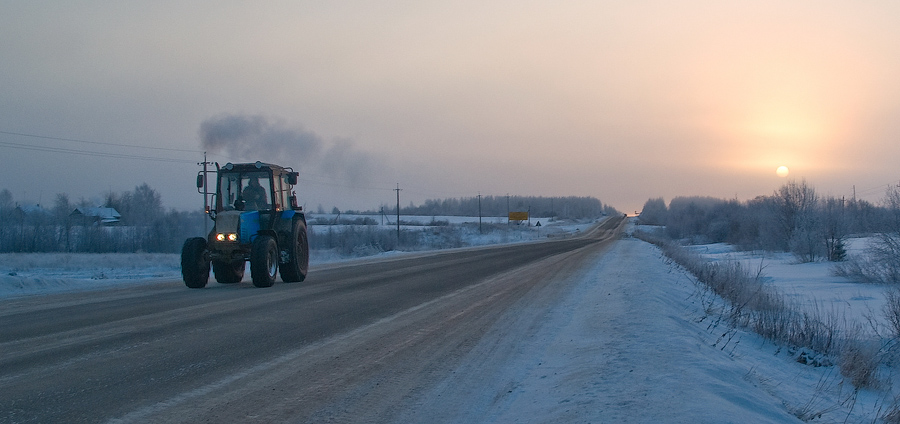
[181,161,309,288]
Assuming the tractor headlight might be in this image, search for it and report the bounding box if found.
[215,233,238,242]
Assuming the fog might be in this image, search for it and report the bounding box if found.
[2,2,900,213]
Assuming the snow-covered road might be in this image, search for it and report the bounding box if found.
[1,222,888,422]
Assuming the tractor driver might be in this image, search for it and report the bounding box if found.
[241,175,267,210]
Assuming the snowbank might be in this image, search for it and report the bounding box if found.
[0,253,181,298]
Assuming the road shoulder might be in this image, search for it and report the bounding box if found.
[399,237,800,423]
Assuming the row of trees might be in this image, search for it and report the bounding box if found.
[0,184,205,253]
[383,195,618,220]
[1,185,616,254]
[638,180,899,264]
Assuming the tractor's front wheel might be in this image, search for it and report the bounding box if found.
[250,235,278,288]
[181,237,210,288]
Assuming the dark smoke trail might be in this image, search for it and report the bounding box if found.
[199,114,323,164]
[198,114,383,188]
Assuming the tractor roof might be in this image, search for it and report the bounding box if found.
[222,161,290,173]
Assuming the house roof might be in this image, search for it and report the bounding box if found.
[71,207,121,223]
[15,204,49,215]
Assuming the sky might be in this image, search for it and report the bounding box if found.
[2,1,900,215]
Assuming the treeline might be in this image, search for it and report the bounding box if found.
[0,184,205,253]
[385,195,617,219]
[637,179,896,264]
[1,186,616,254]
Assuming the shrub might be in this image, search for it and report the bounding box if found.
[635,229,878,390]
[834,235,900,285]
[839,339,880,389]
[884,287,900,339]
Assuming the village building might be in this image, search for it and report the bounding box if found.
[70,207,121,226]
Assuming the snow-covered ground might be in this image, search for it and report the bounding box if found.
[0,217,598,299]
[401,224,892,422]
[2,219,896,421]
[675,234,898,422]
[307,213,554,227]
[307,213,593,241]
[686,238,890,337]
[0,253,182,298]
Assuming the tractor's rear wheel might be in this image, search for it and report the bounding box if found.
[280,219,309,283]
[181,237,210,288]
[213,260,245,284]
[250,235,278,287]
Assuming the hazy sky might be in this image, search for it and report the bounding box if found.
[2,1,899,214]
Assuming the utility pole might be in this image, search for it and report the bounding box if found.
[395,183,401,243]
[506,193,510,226]
[198,152,214,236]
[477,193,483,234]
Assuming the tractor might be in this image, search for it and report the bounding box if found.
[181,161,309,288]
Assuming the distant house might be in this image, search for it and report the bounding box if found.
[71,207,121,226]
[14,204,49,216]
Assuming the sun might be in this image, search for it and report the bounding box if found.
[776,165,790,178]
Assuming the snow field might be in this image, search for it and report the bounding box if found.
[686,238,890,338]
[0,217,598,298]
[672,235,899,421]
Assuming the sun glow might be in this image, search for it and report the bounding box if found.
[708,99,842,178]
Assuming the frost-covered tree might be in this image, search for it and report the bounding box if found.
[665,196,723,241]
[820,196,848,262]
[0,189,13,251]
[772,179,818,255]
[865,186,900,282]
[638,197,667,226]
[0,189,12,210]
[835,186,900,284]
[53,193,73,251]
[119,183,163,226]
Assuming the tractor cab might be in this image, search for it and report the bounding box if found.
[212,162,299,214]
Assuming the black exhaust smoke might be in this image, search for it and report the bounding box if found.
[199,114,380,187]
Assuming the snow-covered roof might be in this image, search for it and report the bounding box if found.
[14,204,49,215]
[71,207,121,224]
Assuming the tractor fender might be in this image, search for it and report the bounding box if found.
[255,229,278,242]
[275,210,304,237]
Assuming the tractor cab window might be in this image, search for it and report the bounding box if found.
[273,174,294,210]
[219,171,272,211]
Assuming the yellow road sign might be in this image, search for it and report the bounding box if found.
[508,211,529,221]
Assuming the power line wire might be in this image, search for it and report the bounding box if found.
[0,140,195,163]
[0,130,200,153]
